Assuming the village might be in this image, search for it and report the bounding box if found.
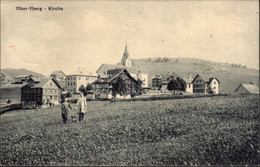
[1,44,258,110]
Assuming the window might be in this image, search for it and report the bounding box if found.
[74,77,75,80]
[50,96,53,99]
[54,96,57,99]
[79,77,81,80]
[55,89,56,93]
[214,86,216,89]
[74,82,75,86]
[50,82,52,86]
[68,77,70,80]
[68,82,69,86]
[214,82,216,84]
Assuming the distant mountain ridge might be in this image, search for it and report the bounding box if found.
[1,68,47,82]
[130,57,259,93]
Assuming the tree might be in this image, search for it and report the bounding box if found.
[86,84,93,95]
[167,79,181,94]
[177,77,186,91]
[78,84,86,95]
[167,77,186,94]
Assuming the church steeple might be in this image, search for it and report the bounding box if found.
[121,42,131,67]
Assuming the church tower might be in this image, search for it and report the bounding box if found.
[121,43,131,67]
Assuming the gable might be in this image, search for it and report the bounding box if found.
[235,84,250,94]
[192,75,206,83]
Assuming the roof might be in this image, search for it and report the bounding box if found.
[93,68,139,85]
[15,75,32,78]
[161,73,178,81]
[235,83,259,94]
[192,74,219,84]
[67,68,98,76]
[50,70,66,76]
[28,76,41,82]
[22,78,63,90]
[209,77,220,84]
[96,64,139,74]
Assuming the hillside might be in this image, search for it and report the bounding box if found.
[1,95,259,165]
[131,57,259,93]
[1,68,47,83]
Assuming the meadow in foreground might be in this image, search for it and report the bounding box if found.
[0,94,259,165]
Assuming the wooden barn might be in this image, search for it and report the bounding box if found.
[21,77,63,108]
[235,83,259,94]
[93,68,141,99]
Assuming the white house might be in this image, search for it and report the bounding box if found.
[183,73,193,94]
[66,68,98,93]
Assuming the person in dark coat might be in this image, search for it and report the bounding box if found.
[61,98,72,124]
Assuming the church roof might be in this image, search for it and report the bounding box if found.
[96,64,138,74]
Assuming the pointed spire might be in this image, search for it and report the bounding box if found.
[125,39,127,52]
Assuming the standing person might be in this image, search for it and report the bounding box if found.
[61,98,72,124]
[76,92,87,122]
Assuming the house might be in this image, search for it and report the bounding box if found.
[152,74,162,89]
[235,83,259,94]
[50,70,66,89]
[152,73,177,91]
[21,77,63,108]
[183,73,193,94]
[93,68,141,99]
[96,44,149,88]
[14,75,34,84]
[66,68,98,94]
[192,74,220,94]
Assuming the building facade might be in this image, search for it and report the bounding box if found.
[192,74,220,94]
[93,68,141,99]
[66,69,98,93]
[21,78,63,108]
[50,70,67,89]
[183,73,193,94]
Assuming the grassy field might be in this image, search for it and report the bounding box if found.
[0,94,259,165]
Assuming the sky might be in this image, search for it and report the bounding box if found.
[1,0,259,76]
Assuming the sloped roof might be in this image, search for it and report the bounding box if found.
[68,68,98,76]
[96,64,138,74]
[28,76,41,83]
[50,70,66,76]
[235,84,259,94]
[23,78,63,90]
[192,74,219,84]
[209,77,220,84]
[93,68,139,84]
[161,73,178,81]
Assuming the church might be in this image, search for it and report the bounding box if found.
[96,44,148,88]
